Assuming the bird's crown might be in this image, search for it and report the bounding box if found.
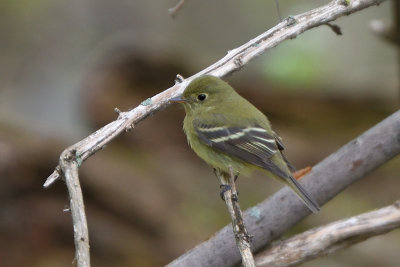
[182,75,235,103]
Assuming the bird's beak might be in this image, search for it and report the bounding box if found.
[169,95,187,103]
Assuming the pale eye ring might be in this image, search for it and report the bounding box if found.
[197,94,207,101]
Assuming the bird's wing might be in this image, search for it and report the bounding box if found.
[273,131,296,172]
[194,121,319,213]
[194,121,289,178]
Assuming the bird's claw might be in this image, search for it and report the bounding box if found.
[232,192,239,202]
[219,184,231,200]
[219,184,239,201]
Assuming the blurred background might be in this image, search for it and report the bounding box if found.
[0,0,399,266]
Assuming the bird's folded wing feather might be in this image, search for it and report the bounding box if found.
[273,131,296,172]
[194,122,289,178]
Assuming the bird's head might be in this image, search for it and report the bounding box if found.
[169,75,235,114]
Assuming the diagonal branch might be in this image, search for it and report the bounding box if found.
[255,200,400,266]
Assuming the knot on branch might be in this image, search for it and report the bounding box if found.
[340,0,350,7]
[286,16,297,26]
[125,124,135,132]
[234,57,244,68]
[61,149,82,167]
[174,74,185,84]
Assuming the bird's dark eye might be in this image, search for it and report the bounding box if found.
[197,94,207,101]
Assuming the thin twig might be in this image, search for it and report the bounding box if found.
[274,0,282,22]
[325,22,342,35]
[167,110,400,267]
[215,168,255,267]
[255,200,400,266]
[168,0,186,18]
[60,150,90,267]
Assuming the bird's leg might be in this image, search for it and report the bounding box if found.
[228,166,239,201]
[214,168,232,200]
[228,166,253,242]
[213,168,218,178]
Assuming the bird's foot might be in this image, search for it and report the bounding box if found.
[231,192,239,202]
[219,184,231,200]
[219,185,239,201]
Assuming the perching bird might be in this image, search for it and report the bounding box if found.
[170,75,320,213]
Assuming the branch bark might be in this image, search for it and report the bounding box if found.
[60,150,90,267]
[167,110,400,267]
[255,200,400,266]
[216,169,255,267]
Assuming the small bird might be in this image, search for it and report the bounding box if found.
[170,75,320,213]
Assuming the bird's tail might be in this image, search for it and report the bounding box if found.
[286,175,320,213]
